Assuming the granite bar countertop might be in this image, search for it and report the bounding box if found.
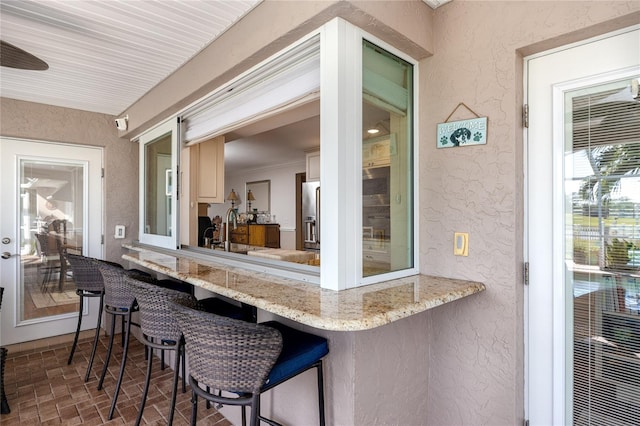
[122,244,485,331]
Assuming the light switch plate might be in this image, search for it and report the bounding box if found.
[454,232,468,256]
[114,225,126,239]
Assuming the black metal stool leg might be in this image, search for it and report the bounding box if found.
[161,345,166,370]
[109,309,133,420]
[120,313,125,347]
[67,291,84,365]
[168,343,181,425]
[134,344,154,426]
[181,342,186,393]
[317,360,325,426]
[190,387,198,426]
[85,293,104,382]
[97,310,117,391]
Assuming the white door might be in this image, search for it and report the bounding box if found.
[0,137,103,345]
[526,28,640,425]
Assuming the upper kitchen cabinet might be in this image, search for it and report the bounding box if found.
[306,149,320,181]
[192,136,225,203]
[362,136,391,168]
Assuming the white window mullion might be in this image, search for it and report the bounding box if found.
[320,18,362,291]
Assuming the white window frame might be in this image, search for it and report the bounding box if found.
[320,18,419,290]
[138,118,180,249]
[135,18,420,290]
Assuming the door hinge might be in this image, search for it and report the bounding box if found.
[101,235,104,245]
[524,261,529,285]
[523,420,529,426]
[522,104,529,128]
[101,167,105,178]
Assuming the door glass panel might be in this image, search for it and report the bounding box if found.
[144,134,172,236]
[565,77,640,425]
[139,118,178,250]
[19,159,83,321]
[362,40,414,277]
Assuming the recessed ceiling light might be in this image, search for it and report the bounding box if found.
[367,128,380,134]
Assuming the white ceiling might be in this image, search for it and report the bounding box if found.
[0,0,416,174]
[0,0,260,115]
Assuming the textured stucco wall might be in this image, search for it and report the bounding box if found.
[354,310,431,424]
[422,1,639,425]
[0,98,138,264]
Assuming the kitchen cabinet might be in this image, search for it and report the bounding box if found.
[363,237,390,268]
[362,137,390,167]
[225,223,280,248]
[306,149,320,181]
[192,136,225,203]
[249,224,281,248]
[228,224,249,244]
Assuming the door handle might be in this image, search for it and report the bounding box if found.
[1,252,18,260]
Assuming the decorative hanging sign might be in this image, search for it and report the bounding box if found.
[437,102,488,148]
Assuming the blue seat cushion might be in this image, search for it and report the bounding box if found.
[261,321,329,389]
[198,297,246,321]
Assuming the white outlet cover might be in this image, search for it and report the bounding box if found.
[114,225,125,239]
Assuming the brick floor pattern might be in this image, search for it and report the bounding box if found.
[1,335,233,425]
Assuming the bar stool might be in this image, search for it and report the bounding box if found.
[170,299,329,426]
[126,276,197,425]
[96,262,156,420]
[65,254,123,381]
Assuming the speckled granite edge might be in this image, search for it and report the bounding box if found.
[122,244,486,331]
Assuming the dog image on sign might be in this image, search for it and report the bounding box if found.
[437,117,487,148]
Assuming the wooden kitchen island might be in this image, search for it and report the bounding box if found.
[122,243,485,425]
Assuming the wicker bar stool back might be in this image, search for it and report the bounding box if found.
[34,233,61,292]
[96,262,152,420]
[170,299,284,426]
[126,276,197,426]
[65,254,116,381]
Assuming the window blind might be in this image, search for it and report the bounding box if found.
[182,35,320,145]
[568,78,640,426]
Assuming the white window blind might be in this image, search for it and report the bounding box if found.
[568,78,640,426]
[182,35,320,145]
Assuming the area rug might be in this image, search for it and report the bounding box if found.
[30,286,77,309]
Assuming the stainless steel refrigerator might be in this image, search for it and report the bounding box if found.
[302,181,320,252]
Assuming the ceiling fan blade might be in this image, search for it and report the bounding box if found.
[1,40,49,70]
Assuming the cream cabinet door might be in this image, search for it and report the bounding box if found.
[194,136,225,203]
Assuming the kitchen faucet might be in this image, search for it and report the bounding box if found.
[202,226,216,247]
[224,207,238,252]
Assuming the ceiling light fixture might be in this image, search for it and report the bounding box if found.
[0,40,48,70]
[367,128,380,135]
